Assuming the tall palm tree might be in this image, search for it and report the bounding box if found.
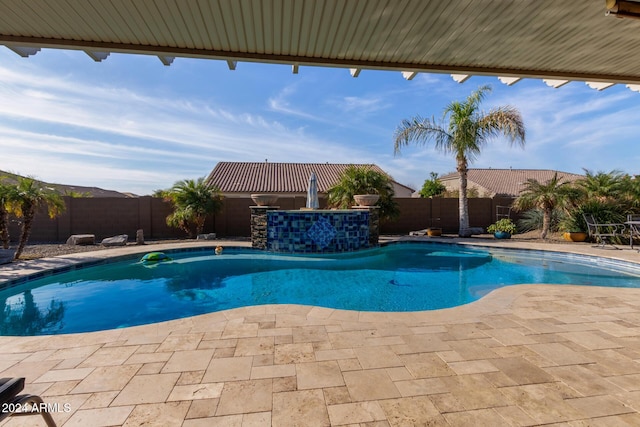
[513,173,574,239]
[163,177,224,237]
[327,165,399,221]
[9,177,65,259]
[394,85,525,236]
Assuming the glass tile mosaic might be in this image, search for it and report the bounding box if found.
[306,217,337,249]
[266,210,370,253]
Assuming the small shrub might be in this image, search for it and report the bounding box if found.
[487,218,517,234]
[517,209,562,233]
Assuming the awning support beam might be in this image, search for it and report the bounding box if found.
[6,45,40,57]
[158,56,175,66]
[451,74,471,83]
[84,51,110,62]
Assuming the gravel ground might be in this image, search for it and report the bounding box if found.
[13,239,193,260]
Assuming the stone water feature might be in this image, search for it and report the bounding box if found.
[250,195,380,253]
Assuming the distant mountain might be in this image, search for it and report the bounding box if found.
[0,170,138,198]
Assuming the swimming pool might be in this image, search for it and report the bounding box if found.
[1,243,640,335]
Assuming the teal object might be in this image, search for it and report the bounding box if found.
[140,252,172,263]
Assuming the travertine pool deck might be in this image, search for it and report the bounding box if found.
[1,237,640,426]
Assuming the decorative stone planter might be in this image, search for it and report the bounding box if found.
[353,194,379,206]
[563,232,587,242]
[251,194,279,206]
[427,227,442,237]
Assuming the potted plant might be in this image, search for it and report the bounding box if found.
[427,227,442,237]
[559,209,588,242]
[353,194,380,206]
[487,218,517,239]
[250,194,279,206]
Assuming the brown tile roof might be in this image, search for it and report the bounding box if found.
[439,168,583,197]
[206,162,408,193]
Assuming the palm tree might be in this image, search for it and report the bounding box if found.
[394,85,525,236]
[513,173,574,239]
[622,174,640,211]
[9,177,65,259]
[163,177,224,237]
[0,181,15,249]
[577,169,626,203]
[327,165,399,221]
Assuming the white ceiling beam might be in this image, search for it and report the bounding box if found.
[626,84,640,92]
[543,79,570,88]
[498,76,521,86]
[6,45,40,57]
[158,55,174,66]
[451,74,471,83]
[226,60,237,70]
[585,81,615,91]
[84,50,110,62]
[401,71,418,80]
[349,68,361,78]
[292,64,299,74]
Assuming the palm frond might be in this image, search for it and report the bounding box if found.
[393,116,451,154]
[477,107,526,147]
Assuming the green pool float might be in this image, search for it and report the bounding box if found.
[140,252,172,263]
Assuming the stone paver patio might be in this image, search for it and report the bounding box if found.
[1,238,640,426]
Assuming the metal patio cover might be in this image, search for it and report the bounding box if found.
[1,0,639,86]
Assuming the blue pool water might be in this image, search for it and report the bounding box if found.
[1,243,640,336]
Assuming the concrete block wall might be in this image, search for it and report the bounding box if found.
[6,196,517,243]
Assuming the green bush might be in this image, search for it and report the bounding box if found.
[487,218,517,234]
[517,209,562,233]
[564,200,627,243]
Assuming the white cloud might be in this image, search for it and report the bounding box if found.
[267,83,326,122]
[330,95,386,114]
[0,59,366,193]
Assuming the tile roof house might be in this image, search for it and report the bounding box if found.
[206,162,415,198]
[439,169,583,197]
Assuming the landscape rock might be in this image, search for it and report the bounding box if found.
[468,227,484,235]
[136,229,145,245]
[66,234,95,245]
[0,249,15,264]
[101,234,128,247]
[197,233,217,240]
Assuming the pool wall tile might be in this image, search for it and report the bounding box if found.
[265,210,371,253]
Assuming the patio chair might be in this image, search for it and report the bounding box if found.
[583,213,626,249]
[627,214,640,250]
[0,377,57,426]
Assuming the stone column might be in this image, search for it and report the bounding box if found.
[352,206,380,247]
[250,206,279,249]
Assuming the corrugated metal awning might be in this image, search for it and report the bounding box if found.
[2,0,640,90]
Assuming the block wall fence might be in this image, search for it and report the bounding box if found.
[6,196,517,243]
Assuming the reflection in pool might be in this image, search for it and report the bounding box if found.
[1,243,639,335]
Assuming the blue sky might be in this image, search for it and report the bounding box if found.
[1,47,638,195]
